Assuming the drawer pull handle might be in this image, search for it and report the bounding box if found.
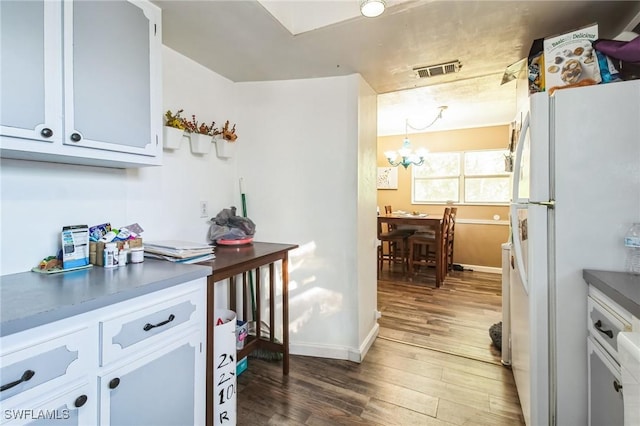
[613,380,623,393]
[74,395,88,408]
[109,378,120,389]
[143,314,175,331]
[594,320,614,339]
[70,132,82,142]
[1,369,35,392]
[40,128,53,138]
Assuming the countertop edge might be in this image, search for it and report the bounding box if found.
[583,269,640,319]
[0,262,212,338]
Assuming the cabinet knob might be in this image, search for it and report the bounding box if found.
[613,380,623,393]
[70,132,82,142]
[40,128,53,138]
[109,378,120,389]
[74,394,88,408]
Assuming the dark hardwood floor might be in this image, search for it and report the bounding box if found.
[377,266,503,365]
[236,266,524,425]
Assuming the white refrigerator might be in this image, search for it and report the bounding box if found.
[509,79,640,426]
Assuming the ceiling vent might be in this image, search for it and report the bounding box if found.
[413,60,462,78]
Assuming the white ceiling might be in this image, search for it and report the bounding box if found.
[153,0,640,136]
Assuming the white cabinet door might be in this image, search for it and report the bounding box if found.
[63,0,161,158]
[99,330,205,426]
[0,0,62,144]
[0,381,97,426]
[0,0,162,168]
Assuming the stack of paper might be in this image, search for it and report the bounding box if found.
[144,240,215,264]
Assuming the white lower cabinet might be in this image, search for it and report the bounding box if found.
[99,330,203,426]
[587,286,634,426]
[1,380,96,426]
[588,337,624,426]
[0,278,206,425]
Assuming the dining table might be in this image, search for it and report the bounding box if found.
[377,213,446,286]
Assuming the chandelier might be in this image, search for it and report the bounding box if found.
[384,106,447,169]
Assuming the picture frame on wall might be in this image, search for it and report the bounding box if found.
[377,167,398,190]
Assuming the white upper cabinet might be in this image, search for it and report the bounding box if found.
[0,0,162,168]
[0,1,62,144]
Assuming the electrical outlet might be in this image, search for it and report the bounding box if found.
[199,201,208,218]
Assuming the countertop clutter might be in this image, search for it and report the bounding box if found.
[0,259,211,337]
[583,269,640,318]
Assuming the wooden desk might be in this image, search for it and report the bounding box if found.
[378,214,445,286]
[198,242,298,426]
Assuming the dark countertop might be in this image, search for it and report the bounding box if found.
[0,259,212,337]
[583,270,640,319]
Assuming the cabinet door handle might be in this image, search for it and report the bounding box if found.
[70,132,82,142]
[594,320,614,339]
[74,395,88,408]
[0,369,35,392]
[40,128,53,138]
[109,378,120,389]
[143,314,175,331]
[613,380,623,393]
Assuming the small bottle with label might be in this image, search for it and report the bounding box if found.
[118,249,127,267]
[104,243,117,268]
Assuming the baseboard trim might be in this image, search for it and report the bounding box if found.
[460,264,501,274]
[349,322,379,363]
[289,323,380,362]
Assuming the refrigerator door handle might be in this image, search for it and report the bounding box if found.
[530,200,555,208]
[512,113,530,203]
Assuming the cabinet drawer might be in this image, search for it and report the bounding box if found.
[588,296,631,360]
[0,327,92,402]
[100,286,203,366]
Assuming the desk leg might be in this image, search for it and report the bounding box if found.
[206,276,215,426]
[282,254,290,375]
[255,268,261,340]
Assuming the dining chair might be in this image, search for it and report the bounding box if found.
[447,207,457,271]
[378,205,412,275]
[407,207,450,287]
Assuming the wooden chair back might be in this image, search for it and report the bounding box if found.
[447,207,457,269]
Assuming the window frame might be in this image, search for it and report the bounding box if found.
[411,148,511,206]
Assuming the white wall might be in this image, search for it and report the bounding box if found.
[0,46,378,361]
[0,46,238,276]
[234,74,378,360]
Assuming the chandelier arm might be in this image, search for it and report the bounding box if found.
[405,106,447,132]
[386,156,425,169]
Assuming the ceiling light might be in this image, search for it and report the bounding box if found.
[360,0,385,18]
[384,106,447,169]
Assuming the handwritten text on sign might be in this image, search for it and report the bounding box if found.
[216,352,236,424]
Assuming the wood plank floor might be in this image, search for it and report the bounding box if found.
[236,268,524,425]
[377,266,503,365]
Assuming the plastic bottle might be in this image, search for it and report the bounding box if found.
[624,223,640,274]
[104,243,117,268]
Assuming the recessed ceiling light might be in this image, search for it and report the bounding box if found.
[360,0,385,18]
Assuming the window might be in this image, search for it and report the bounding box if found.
[412,149,510,204]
